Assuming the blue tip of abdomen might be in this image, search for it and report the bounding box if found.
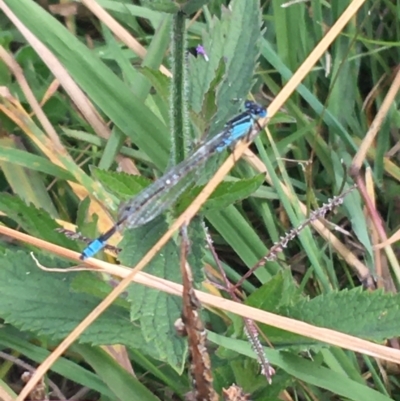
[80,239,106,260]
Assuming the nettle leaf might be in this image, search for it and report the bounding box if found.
[190,59,225,137]
[118,217,186,373]
[189,24,225,114]
[247,271,301,312]
[0,194,78,251]
[91,168,152,199]
[249,280,400,346]
[0,251,165,360]
[177,174,265,213]
[284,288,400,342]
[212,0,263,126]
[246,272,314,349]
[189,0,263,134]
[72,271,130,310]
[203,174,265,212]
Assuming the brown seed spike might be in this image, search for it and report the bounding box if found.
[179,226,219,401]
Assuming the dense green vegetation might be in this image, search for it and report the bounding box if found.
[0,0,399,400]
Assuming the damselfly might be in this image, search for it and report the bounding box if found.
[80,101,266,259]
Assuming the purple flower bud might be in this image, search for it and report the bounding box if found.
[196,44,209,61]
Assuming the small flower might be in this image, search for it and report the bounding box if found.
[196,44,209,61]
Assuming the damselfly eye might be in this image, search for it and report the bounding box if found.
[250,103,266,117]
[258,107,267,117]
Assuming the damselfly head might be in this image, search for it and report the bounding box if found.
[244,100,267,118]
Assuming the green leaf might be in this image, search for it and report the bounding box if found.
[6,0,171,171]
[284,288,400,342]
[247,271,301,312]
[0,194,78,251]
[75,344,160,401]
[95,0,164,30]
[0,251,167,361]
[177,174,265,213]
[141,0,211,14]
[72,272,129,310]
[0,144,74,182]
[0,327,116,398]
[209,332,393,401]
[228,357,291,398]
[189,58,225,131]
[344,187,372,257]
[189,0,263,134]
[250,284,400,346]
[118,218,186,373]
[203,174,265,211]
[140,0,179,13]
[206,205,272,284]
[0,138,59,217]
[140,67,171,123]
[181,0,212,14]
[270,111,297,125]
[246,272,314,348]
[92,168,152,199]
[62,128,153,165]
